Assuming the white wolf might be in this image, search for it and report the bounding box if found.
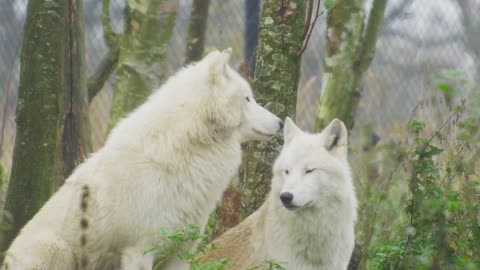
[3,49,283,270]
[203,117,357,270]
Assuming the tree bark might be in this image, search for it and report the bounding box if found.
[185,0,210,64]
[243,0,262,77]
[2,0,91,249]
[315,0,386,131]
[241,0,306,217]
[108,0,178,129]
[87,0,120,103]
[60,0,92,188]
[312,1,387,269]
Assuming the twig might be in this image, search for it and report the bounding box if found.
[87,0,122,103]
[300,0,314,40]
[296,0,323,56]
[87,44,120,102]
[101,0,117,47]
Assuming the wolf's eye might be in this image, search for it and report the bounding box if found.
[284,169,289,175]
[305,169,316,174]
[245,96,251,102]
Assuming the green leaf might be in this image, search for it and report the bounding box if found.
[424,145,444,158]
[437,82,452,93]
[324,0,337,10]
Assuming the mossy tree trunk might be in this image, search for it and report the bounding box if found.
[2,0,91,249]
[60,0,92,188]
[241,0,306,218]
[315,0,387,131]
[108,0,178,128]
[185,0,210,64]
[312,1,387,269]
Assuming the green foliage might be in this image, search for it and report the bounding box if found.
[355,73,480,270]
[109,0,177,129]
[146,225,232,270]
[147,225,287,270]
[324,0,337,10]
[248,260,286,270]
[362,86,480,269]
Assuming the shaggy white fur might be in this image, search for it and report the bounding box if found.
[3,49,282,270]
[204,118,357,270]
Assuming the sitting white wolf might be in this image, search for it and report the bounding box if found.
[3,49,282,270]
[204,117,358,270]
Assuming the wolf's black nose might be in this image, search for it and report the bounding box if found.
[280,192,293,205]
[279,120,284,129]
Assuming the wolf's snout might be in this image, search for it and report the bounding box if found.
[280,192,293,206]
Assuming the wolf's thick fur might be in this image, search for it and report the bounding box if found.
[204,118,358,270]
[3,49,282,270]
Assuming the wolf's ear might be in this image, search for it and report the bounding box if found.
[322,118,348,159]
[203,50,222,61]
[207,48,231,83]
[284,117,302,145]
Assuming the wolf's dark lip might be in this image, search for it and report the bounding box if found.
[283,204,299,210]
[253,129,275,138]
[283,201,313,210]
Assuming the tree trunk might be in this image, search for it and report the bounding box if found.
[241,0,306,217]
[2,0,91,249]
[312,1,387,269]
[60,0,92,188]
[242,0,262,78]
[185,0,210,64]
[109,0,178,129]
[315,0,386,131]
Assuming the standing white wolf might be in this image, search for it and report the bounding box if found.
[3,49,283,270]
[203,117,357,270]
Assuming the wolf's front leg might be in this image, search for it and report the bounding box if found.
[120,246,154,270]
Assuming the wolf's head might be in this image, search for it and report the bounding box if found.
[272,117,353,211]
[193,49,283,143]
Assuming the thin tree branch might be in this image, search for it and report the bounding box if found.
[102,0,116,47]
[300,0,314,41]
[87,44,120,102]
[296,0,322,56]
[87,0,122,102]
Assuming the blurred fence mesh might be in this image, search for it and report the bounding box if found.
[1,0,479,172]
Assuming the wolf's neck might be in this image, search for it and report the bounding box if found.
[264,196,341,266]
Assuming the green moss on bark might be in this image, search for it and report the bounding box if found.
[241,0,306,217]
[315,0,386,131]
[2,0,92,249]
[3,0,67,247]
[109,0,177,129]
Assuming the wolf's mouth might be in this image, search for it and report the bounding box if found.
[284,201,313,211]
[284,205,299,211]
[252,129,275,138]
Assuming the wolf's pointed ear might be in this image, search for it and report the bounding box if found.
[207,48,232,84]
[284,117,302,145]
[203,50,222,61]
[322,118,348,159]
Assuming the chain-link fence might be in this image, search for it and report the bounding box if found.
[1,0,479,172]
